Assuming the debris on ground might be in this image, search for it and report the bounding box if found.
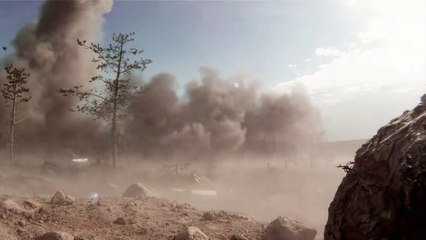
[122,183,157,198]
[261,216,317,240]
[50,191,75,206]
[173,226,209,240]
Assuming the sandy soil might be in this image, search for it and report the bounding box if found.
[0,194,265,240]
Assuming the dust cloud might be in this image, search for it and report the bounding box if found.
[0,0,354,236]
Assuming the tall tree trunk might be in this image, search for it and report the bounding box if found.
[9,94,16,162]
[111,103,117,169]
[111,40,124,169]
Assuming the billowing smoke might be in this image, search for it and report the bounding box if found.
[0,0,112,159]
[0,0,321,163]
[125,67,322,161]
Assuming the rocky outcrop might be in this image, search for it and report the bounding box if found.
[261,216,317,240]
[325,95,426,240]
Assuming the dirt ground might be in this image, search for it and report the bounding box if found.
[0,194,266,240]
[0,154,350,240]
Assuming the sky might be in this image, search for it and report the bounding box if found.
[0,0,425,141]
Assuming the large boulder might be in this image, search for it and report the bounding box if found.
[122,183,156,198]
[173,226,208,240]
[261,216,317,240]
[325,95,426,240]
[36,231,74,240]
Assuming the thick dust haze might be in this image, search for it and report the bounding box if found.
[0,0,112,158]
[0,0,321,163]
[125,68,321,161]
[0,0,352,237]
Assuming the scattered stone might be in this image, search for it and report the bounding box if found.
[230,213,249,221]
[36,231,74,240]
[17,227,31,238]
[122,183,157,198]
[1,199,23,213]
[261,216,317,240]
[202,212,215,221]
[50,191,75,206]
[0,198,34,216]
[173,226,209,240]
[23,199,42,210]
[113,217,127,225]
[136,227,148,235]
[18,220,26,227]
[230,234,248,240]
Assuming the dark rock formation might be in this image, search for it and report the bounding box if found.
[325,95,426,240]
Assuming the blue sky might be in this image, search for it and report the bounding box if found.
[0,1,366,85]
[104,1,370,86]
[1,0,425,140]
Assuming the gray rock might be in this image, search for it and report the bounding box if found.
[50,191,75,206]
[325,98,426,240]
[18,220,26,227]
[113,217,127,225]
[23,199,42,210]
[0,199,35,217]
[202,211,215,221]
[122,183,156,198]
[36,231,74,240]
[173,226,208,240]
[1,199,26,213]
[261,216,317,240]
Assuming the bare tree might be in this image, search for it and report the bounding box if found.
[1,65,31,162]
[59,32,151,168]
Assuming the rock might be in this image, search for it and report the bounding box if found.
[50,191,75,206]
[0,199,33,216]
[23,199,42,210]
[122,183,157,198]
[325,97,426,240]
[1,199,24,213]
[18,220,26,227]
[136,227,147,235]
[173,226,208,240]
[230,234,248,240]
[202,212,215,221]
[36,231,74,240]
[261,216,317,240]
[113,217,127,225]
[17,227,31,238]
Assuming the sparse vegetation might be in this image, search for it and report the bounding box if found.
[337,161,354,173]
